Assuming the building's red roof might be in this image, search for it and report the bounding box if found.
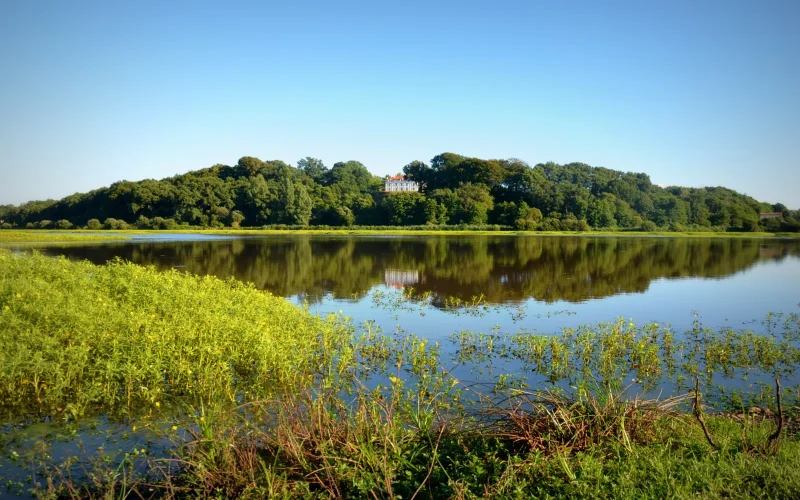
[388,175,405,181]
[760,212,783,215]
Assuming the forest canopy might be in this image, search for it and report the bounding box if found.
[0,153,797,232]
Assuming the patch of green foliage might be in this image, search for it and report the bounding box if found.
[0,249,349,422]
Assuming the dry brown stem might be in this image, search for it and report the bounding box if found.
[693,376,717,449]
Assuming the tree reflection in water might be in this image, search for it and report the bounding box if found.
[37,235,800,306]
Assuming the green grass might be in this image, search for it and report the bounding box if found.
[80,387,799,499]
[2,249,799,498]
[0,230,129,243]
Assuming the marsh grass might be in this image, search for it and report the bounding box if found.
[0,230,128,243]
[452,313,800,408]
[0,249,350,422]
[3,249,800,498]
[104,379,800,499]
[483,388,689,454]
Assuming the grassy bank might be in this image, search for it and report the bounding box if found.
[195,228,799,238]
[2,250,799,498]
[0,230,130,243]
[4,227,800,241]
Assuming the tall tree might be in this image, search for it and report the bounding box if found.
[297,157,328,183]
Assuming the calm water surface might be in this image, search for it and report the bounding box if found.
[25,234,800,334]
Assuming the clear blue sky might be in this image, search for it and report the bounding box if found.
[1,0,798,207]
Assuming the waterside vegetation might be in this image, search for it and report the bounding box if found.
[0,230,129,243]
[2,249,800,497]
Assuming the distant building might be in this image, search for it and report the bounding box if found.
[384,175,419,192]
[759,212,783,220]
[384,269,423,289]
[759,246,783,259]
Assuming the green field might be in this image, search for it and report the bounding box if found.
[1,249,799,498]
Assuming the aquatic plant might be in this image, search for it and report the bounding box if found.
[0,249,350,422]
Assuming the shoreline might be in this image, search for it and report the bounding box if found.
[2,227,799,243]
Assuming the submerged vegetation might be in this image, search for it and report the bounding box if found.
[2,153,799,233]
[1,249,800,498]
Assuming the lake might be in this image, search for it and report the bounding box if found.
[25,234,800,335]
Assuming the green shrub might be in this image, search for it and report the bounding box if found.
[640,220,658,232]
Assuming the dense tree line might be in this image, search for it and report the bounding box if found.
[1,153,798,232]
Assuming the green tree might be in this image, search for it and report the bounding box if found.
[402,160,433,190]
[297,157,328,183]
[382,192,426,225]
[336,206,355,226]
[325,161,375,190]
[240,175,274,225]
[103,218,128,230]
[289,183,313,226]
[491,201,525,226]
[229,210,245,228]
[587,194,617,228]
[423,199,447,225]
[236,156,265,178]
[640,220,658,232]
[451,183,494,225]
[515,205,543,230]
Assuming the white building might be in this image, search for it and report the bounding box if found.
[384,176,420,192]
[384,269,424,289]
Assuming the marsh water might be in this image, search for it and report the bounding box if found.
[26,234,800,334]
[3,234,800,496]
